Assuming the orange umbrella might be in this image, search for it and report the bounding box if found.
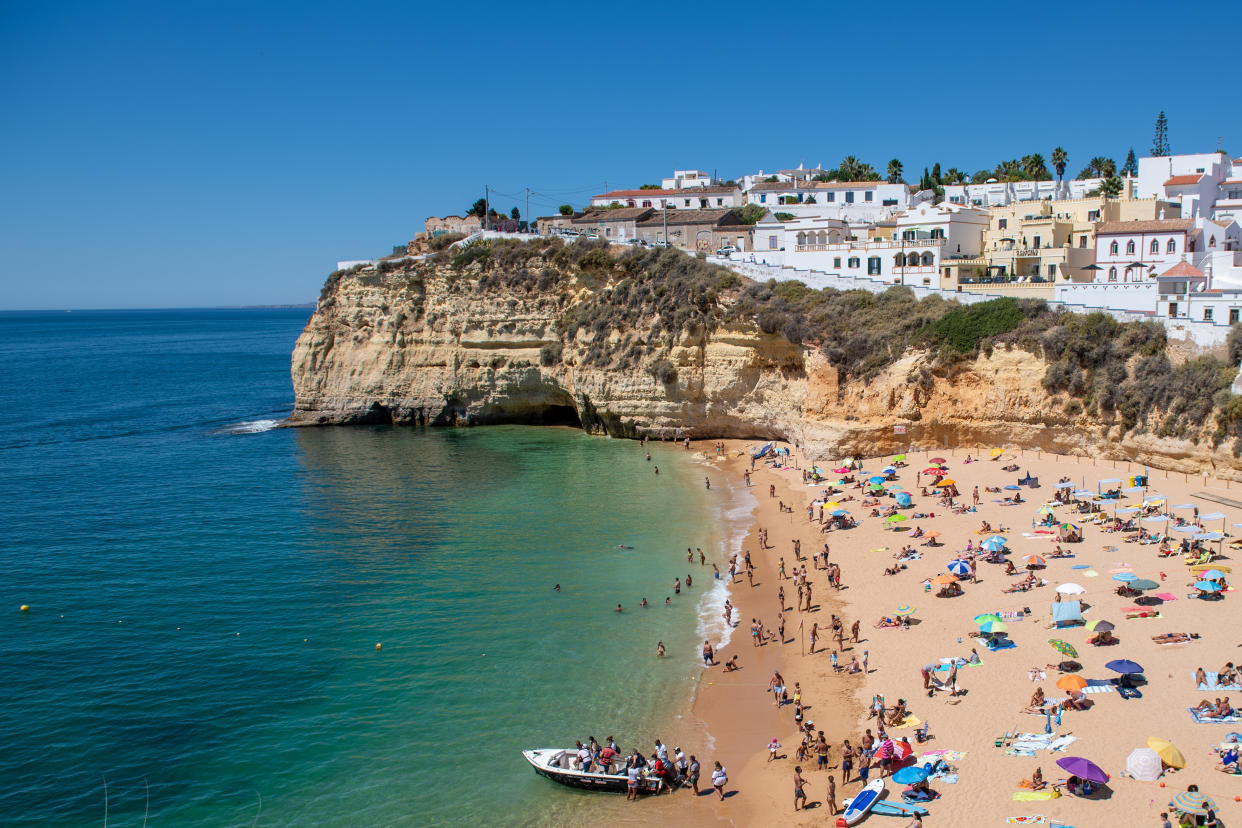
[931,573,958,585]
[925,530,942,538]
[1024,555,1047,567]
[935,478,956,487]
[1056,674,1088,692]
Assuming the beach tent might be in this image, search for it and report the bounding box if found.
[1125,748,1163,781]
[1050,600,1083,628]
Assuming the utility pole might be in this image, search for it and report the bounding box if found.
[484,185,489,232]
[525,187,530,234]
[663,207,668,248]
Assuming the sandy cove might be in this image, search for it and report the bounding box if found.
[645,441,1242,828]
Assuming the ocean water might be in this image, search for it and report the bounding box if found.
[0,309,745,826]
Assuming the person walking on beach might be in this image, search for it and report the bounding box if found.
[688,755,701,794]
[702,640,714,666]
[711,761,727,800]
[778,612,786,642]
[852,619,861,643]
[825,774,838,815]
[744,470,751,486]
[973,485,980,506]
[793,766,807,811]
[779,557,787,580]
[769,484,776,498]
[705,476,711,490]
[809,622,819,654]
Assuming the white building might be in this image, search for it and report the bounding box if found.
[660,170,717,189]
[747,202,987,286]
[943,177,1111,207]
[589,186,743,210]
[745,180,927,222]
[737,165,831,192]
[1135,151,1242,223]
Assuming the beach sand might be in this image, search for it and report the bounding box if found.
[644,442,1242,827]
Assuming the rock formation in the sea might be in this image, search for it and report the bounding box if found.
[290,240,1242,478]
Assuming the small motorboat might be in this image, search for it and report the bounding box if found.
[837,777,885,825]
[522,748,663,795]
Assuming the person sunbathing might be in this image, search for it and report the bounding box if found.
[1193,697,1219,714]
[887,699,908,725]
[1221,663,1239,686]
[1153,632,1200,644]
[1197,667,1210,687]
[1217,697,1235,718]
[1017,767,1045,789]
[1030,687,1045,708]
[1088,630,1116,646]
[883,565,903,576]
[875,617,901,628]
[1003,560,1018,575]
[1049,545,1070,558]
[910,526,924,538]
[980,520,993,533]
[1062,691,1090,711]
[985,486,1001,493]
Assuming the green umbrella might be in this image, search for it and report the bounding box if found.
[1048,639,1079,658]
[974,613,1001,624]
[1128,578,1160,591]
[892,454,907,462]
[885,513,908,524]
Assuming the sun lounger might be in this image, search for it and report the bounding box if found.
[1189,707,1242,724]
[1194,671,1242,691]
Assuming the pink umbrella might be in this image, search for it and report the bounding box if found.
[834,467,850,474]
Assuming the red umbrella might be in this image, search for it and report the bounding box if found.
[930,457,946,463]
[923,468,947,476]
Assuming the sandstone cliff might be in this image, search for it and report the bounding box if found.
[290,253,1242,479]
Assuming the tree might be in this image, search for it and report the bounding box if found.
[1100,175,1124,199]
[558,204,574,216]
[886,158,904,184]
[996,159,1025,182]
[510,206,521,220]
[1100,157,1117,178]
[734,204,767,225]
[971,169,993,184]
[1152,111,1170,157]
[943,167,966,185]
[1022,153,1049,180]
[1078,157,1115,179]
[1051,147,1068,182]
[764,176,779,183]
[931,162,942,185]
[920,167,931,190]
[1121,148,1138,177]
[639,184,662,190]
[468,198,488,218]
[837,156,879,181]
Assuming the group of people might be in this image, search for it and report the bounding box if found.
[565,736,728,800]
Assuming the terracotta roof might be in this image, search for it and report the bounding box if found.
[1164,174,1204,187]
[572,208,655,223]
[1221,180,1242,187]
[1096,218,1193,234]
[593,189,678,199]
[637,208,739,227]
[748,180,892,192]
[1159,260,1205,279]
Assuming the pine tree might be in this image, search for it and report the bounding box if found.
[1152,112,1170,157]
[1121,148,1138,177]
[931,162,941,185]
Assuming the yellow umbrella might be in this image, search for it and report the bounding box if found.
[990,447,1004,457]
[1146,737,1185,769]
[824,501,841,508]
[935,478,956,487]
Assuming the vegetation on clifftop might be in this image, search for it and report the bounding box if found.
[344,238,1242,448]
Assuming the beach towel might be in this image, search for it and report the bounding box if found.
[935,772,959,784]
[1155,592,1178,602]
[1083,570,1099,577]
[893,715,922,729]
[1006,747,1037,757]
[1194,671,1242,691]
[1005,817,1046,825]
[1118,686,1142,699]
[1013,790,1061,801]
[988,637,1017,651]
[1189,707,1242,724]
[1071,564,1090,569]
[1081,684,1116,694]
[920,750,965,761]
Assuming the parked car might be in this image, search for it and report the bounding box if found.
[715,246,738,256]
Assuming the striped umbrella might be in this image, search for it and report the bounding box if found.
[1172,790,1215,815]
[1024,554,1047,567]
[947,560,971,577]
[894,605,916,616]
[1048,639,1078,658]
[979,620,1008,634]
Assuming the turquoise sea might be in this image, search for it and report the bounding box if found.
[0,309,747,826]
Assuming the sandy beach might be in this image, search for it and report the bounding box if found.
[649,440,1242,827]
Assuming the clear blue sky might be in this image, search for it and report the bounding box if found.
[1,0,1237,309]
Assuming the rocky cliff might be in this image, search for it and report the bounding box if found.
[290,247,1242,479]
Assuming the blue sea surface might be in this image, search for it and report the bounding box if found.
[0,309,738,826]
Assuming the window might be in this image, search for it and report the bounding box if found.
[833,257,841,268]
[1033,235,1041,249]
[865,191,874,202]
[848,257,860,268]
[931,228,945,239]
[1108,266,1117,281]
[642,200,651,208]
[1079,235,1087,248]
[1087,210,1100,221]
[1231,309,1240,324]
[827,192,835,203]
[684,199,691,207]
[1168,302,1178,317]
[1150,238,1159,254]
[845,192,855,204]
[716,198,723,206]
[759,194,767,203]
[1109,240,1119,255]
[998,219,1008,230]
[1205,308,1214,322]
[768,235,777,250]
[1048,264,1056,277]
[1167,238,1176,253]
[1126,240,1135,254]
[867,256,881,275]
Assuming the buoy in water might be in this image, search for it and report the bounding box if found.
[376,643,382,650]
[20,605,29,612]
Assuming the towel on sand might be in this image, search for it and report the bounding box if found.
[1155,592,1178,601]
[920,750,965,761]
[1081,684,1116,694]
[1005,818,1046,825]
[1013,790,1061,801]
[1195,671,1242,690]
[1189,707,1242,724]
[893,715,922,729]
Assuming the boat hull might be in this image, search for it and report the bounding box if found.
[523,749,663,795]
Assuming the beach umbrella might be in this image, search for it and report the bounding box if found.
[1123,486,1145,494]
[986,535,1008,544]
[981,538,1006,552]
[1048,639,1078,658]
[1055,756,1109,784]
[929,456,946,463]
[974,613,1001,624]
[947,560,971,577]
[1055,481,1074,489]
[894,605,915,616]
[1125,748,1163,782]
[891,740,913,760]
[1146,737,1185,769]
[885,513,908,524]
[979,620,1007,634]
[870,484,886,493]
[1072,490,1094,497]
[1172,503,1196,510]
[1142,515,1170,523]
[1056,583,1086,595]
[1099,478,1121,485]
[1105,659,1144,675]
[935,478,955,487]
[1173,525,1199,533]
[1116,506,1141,514]
[925,530,942,538]
[931,573,959,585]
[1195,532,1224,542]
[1057,674,1088,692]
[1134,596,1163,607]
[831,509,849,517]
[870,475,886,484]
[1085,619,1115,632]
[1059,660,1082,672]
[1144,496,1166,505]
[1059,523,1080,532]
[1024,554,1046,567]
[923,467,946,476]
[1129,579,1159,591]
[891,765,927,785]
[892,454,907,463]
[1201,512,1226,521]
[833,467,850,474]
[1172,790,1215,816]
[1201,569,1227,580]
[882,466,897,474]
[1112,573,1138,582]
[1195,581,1223,593]
[990,447,1004,457]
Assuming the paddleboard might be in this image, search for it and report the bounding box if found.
[837,778,885,826]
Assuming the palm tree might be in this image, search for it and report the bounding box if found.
[943,167,965,185]
[1022,153,1049,180]
[887,159,903,184]
[1086,156,1109,178]
[1100,158,1117,178]
[1051,147,1068,182]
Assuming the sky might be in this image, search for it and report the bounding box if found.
[1,0,1238,310]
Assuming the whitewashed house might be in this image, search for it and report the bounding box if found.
[745,180,925,222]
[590,186,743,210]
[944,178,1111,207]
[660,170,717,189]
[1135,151,1242,222]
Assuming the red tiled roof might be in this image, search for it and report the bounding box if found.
[1096,218,1193,234]
[1160,261,1204,279]
[1164,174,1204,187]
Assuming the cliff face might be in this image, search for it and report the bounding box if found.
[290,262,1242,478]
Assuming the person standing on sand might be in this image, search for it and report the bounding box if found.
[770,484,776,498]
[702,640,714,666]
[778,613,786,642]
[793,766,807,810]
[744,470,751,486]
[852,619,861,643]
[705,477,711,490]
[826,774,838,815]
[779,558,787,580]
[688,755,701,793]
[973,485,980,506]
[711,761,727,800]
[809,622,819,653]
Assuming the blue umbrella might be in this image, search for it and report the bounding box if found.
[1141,516,1169,523]
[869,476,886,484]
[947,560,971,577]
[882,466,896,474]
[1201,569,1227,580]
[1195,581,1223,593]
[1112,573,1138,582]
[892,765,928,785]
[1105,659,1144,674]
[1099,478,1121,485]
[1116,507,1141,514]
[985,535,1008,544]
[981,538,1006,552]
[1004,485,1021,490]
[1055,481,1074,489]
[1172,503,1196,510]
[831,509,849,516]
[1173,525,1198,533]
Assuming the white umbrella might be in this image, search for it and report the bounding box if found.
[1056,583,1086,595]
[1201,512,1226,521]
[1142,515,1170,523]
[1125,747,1162,782]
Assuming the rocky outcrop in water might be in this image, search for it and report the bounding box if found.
[290,256,1242,479]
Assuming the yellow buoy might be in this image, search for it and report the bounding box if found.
[20,605,29,612]
[375,642,382,651]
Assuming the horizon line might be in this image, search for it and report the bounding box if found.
[0,302,317,314]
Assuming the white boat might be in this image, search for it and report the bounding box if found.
[837,778,886,825]
[522,748,663,795]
